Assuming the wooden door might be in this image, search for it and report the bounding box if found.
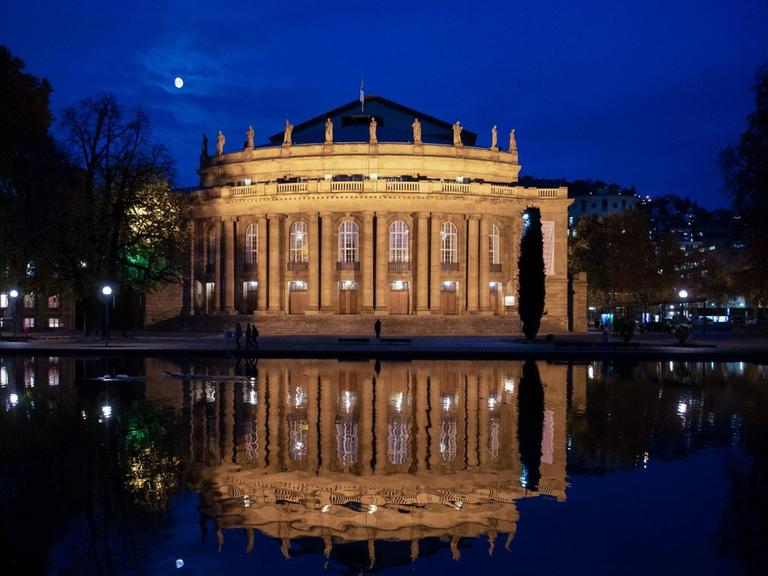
[339,289,359,314]
[441,289,458,315]
[389,289,409,315]
[289,289,307,314]
[489,284,500,315]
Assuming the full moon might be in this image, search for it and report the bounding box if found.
[174,77,184,89]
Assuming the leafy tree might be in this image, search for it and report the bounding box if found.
[518,207,546,340]
[570,210,659,305]
[720,61,768,305]
[0,45,65,295]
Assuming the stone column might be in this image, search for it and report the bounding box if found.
[188,219,197,315]
[359,368,373,475]
[257,216,268,312]
[213,219,222,312]
[375,213,388,313]
[429,213,442,314]
[466,372,479,469]
[362,211,374,312]
[224,217,236,313]
[267,214,282,313]
[415,213,429,314]
[466,215,479,313]
[414,368,429,472]
[479,216,491,314]
[320,212,334,313]
[307,213,320,314]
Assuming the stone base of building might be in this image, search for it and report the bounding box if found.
[146,312,569,336]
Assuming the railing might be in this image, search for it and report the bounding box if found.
[287,261,308,272]
[490,263,503,273]
[242,262,258,272]
[220,181,566,200]
[441,182,470,194]
[231,185,258,196]
[441,262,460,271]
[331,181,364,192]
[277,182,308,193]
[386,181,420,192]
[388,261,411,272]
[336,261,360,270]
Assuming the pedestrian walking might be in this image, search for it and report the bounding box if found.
[374,318,382,340]
[245,324,252,349]
[252,324,259,348]
[234,322,243,350]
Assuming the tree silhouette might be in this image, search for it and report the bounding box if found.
[518,360,544,491]
[518,207,546,340]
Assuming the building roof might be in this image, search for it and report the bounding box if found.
[267,94,478,146]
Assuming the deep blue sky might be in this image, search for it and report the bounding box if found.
[3,0,767,208]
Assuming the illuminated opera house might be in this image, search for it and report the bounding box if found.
[150,96,587,332]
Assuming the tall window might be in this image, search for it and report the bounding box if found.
[440,221,457,263]
[490,224,500,265]
[289,221,308,262]
[389,220,409,262]
[207,228,216,267]
[244,223,258,264]
[338,220,359,262]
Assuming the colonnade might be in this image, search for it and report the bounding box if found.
[190,211,520,316]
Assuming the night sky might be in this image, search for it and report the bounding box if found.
[3,0,767,208]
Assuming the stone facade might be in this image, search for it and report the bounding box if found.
[183,97,574,329]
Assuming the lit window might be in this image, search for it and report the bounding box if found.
[48,368,60,386]
[289,221,309,263]
[0,293,7,308]
[24,317,35,328]
[338,220,359,263]
[244,223,258,264]
[490,224,500,265]
[389,220,409,262]
[23,295,35,309]
[441,222,457,264]
[48,318,61,328]
[48,295,59,309]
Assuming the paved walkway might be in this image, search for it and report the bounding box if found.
[1,330,766,360]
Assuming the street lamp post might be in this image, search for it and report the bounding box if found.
[678,289,688,320]
[102,286,113,346]
[9,289,19,338]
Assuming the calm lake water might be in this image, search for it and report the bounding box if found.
[0,356,766,575]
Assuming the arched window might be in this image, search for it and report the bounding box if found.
[490,224,500,265]
[207,227,216,267]
[289,221,308,263]
[389,220,409,262]
[338,220,359,262]
[440,221,457,264]
[244,223,257,264]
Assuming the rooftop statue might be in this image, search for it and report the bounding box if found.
[453,121,463,146]
[491,125,498,150]
[325,117,334,143]
[369,117,377,144]
[412,118,422,144]
[246,125,254,149]
[509,128,517,152]
[216,130,225,157]
[201,133,208,159]
[283,120,293,146]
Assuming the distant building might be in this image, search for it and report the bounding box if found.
[568,183,641,234]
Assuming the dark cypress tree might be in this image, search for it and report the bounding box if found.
[518,360,544,491]
[518,206,546,340]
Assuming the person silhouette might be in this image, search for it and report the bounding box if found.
[374,319,382,340]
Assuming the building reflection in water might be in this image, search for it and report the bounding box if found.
[172,359,568,566]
